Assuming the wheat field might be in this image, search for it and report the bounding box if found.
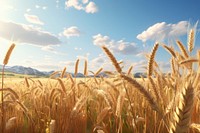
[0,28,200,133]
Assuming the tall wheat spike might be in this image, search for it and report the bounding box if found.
[3,43,16,65]
[176,40,189,58]
[188,29,195,53]
[102,46,122,73]
[148,43,159,76]
[60,67,67,78]
[25,77,30,88]
[169,82,194,133]
[1,43,16,133]
[127,66,133,75]
[74,59,80,77]
[161,44,176,58]
[120,74,160,113]
[84,60,88,76]
[94,68,103,76]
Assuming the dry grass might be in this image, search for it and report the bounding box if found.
[1,27,200,133]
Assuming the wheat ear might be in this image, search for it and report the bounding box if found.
[148,43,159,76]
[169,82,194,133]
[60,67,67,78]
[190,123,200,132]
[57,78,66,93]
[198,50,200,67]
[94,68,103,76]
[3,43,16,65]
[84,60,88,76]
[120,74,160,113]
[74,59,80,77]
[176,40,189,58]
[127,66,133,75]
[161,44,176,58]
[102,46,122,73]
[188,29,195,52]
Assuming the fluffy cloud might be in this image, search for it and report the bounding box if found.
[65,0,98,13]
[137,21,188,42]
[62,26,81,37]
[85,2,98,13]
[41,46,57,53]
[24,14,44,25]
[35,5,47,10]
[93,34,138,55]
[82,0,89,4]
[65,0,84,10]
[0,20,61,46]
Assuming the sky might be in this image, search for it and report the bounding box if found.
[0,0,200,73]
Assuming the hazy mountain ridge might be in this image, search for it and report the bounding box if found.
[0,65,146,78]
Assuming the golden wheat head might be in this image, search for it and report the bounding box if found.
[3,43,16,65]
[102,46,122,73]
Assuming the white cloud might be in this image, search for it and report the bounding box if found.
[35,5,47,10]
[93,34,138,55]
[137,21,188,42]
[0,20,61,46]
[82,0,89,4]
[41,46,57,53]
[63,26,81,37]
[42,6,47,10]
[24,13,44,25]
[85,2,98,13]
[35,5,40,9]
[74,47,82,50]
[65,0,84,10]
[26,8,31,12]
[65,0,98,13]
[60,61,75,66]
[91,56,105,64]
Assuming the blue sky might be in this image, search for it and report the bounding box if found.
[0,0,200,73]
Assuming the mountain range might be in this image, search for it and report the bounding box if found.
[0,65,146,78]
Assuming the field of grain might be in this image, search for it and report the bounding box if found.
[1,28,200,133]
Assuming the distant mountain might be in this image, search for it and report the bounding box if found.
[0,65,86,77]
[134,72,147,78]
[0,65,148,78]
[3,66,49,76]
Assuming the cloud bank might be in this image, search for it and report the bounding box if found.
[0,20,61,46]
[65,0,98,14]
[93,34,138,55]
[24,13,44,25]
[137,21,188,42]
[62,26,81,37]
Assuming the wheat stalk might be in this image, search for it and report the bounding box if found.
[3,43,16,65]
[5,117,17,131]
[148,76,160,101]
[60,67,67,78]
[115,90,125,117]
[74,59,80,77]
[102,46,122,73]
[161,44,176,58]
[190,123,200,132]
[188,29,195,52]
[171,58,176,76]
[127,66,133,75]
[148,43,159,76]
[176,40,189,58]
[97,107,111,124]
[57,78,66,93]
[120,74,160,113]
[84,60,88,76]
[25,77,30,88]
[179,58,198,65]
[169,82,194,133]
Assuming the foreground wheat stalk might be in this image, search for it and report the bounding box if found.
[169,82,194,133]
